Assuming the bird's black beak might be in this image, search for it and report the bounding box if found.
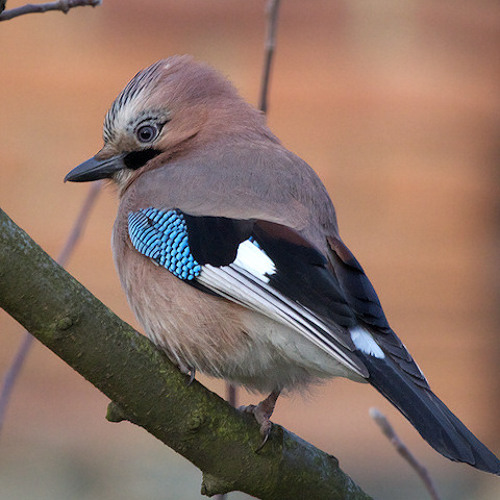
[64,153,126,182]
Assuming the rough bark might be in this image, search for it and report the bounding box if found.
[0,207,372,500]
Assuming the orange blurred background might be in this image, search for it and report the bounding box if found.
[0,1,499,499]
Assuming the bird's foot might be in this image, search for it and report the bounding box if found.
[239,390,280,451]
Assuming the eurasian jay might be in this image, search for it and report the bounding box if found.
[65,55,500,474]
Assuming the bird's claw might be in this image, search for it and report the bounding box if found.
[255,424,271,452]
[239,390,280,452]
[239,402,273,451]
[186,366,196,386]
[178,362,196,386]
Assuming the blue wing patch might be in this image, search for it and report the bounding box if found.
[128,207,202,280]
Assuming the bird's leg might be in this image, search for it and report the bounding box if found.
[240,390,280,451]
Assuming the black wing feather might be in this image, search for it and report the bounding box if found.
[183,214,254,266]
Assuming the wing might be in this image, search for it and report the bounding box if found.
[127,206,371,378]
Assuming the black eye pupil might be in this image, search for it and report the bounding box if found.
[137,125,156,143]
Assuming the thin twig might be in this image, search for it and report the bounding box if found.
[0,182,102,435]
[55,181,102,267]
[369,408,441,500]
[0,332,34,435]
[258,0,281,114]
[0,0,100,22]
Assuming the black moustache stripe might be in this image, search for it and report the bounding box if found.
[123,149,162,170]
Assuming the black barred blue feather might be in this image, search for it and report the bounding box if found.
[128,208,202,280]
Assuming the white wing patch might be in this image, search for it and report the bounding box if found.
[195,238,368,378]
[349,326,385,359]
[233,240,276,283]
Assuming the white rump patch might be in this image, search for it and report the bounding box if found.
[350,326,385,359]
[233,240,276,283]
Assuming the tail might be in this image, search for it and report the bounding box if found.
[361,353,500,475]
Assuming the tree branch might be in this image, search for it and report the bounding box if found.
[0,207,372,499]
[0,0,100,22]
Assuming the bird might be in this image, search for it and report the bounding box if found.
[65,55,500,475]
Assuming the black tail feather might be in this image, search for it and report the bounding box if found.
[361,353,500,475]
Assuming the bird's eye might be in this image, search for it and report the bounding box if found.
[136,124,159,143]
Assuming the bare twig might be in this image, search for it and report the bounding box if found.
[0,0,100,22]
[369,408,441,500]
[0,182,102,435]
[258,0,281,114]
[55,181,102,267]
[0,332,34,435]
